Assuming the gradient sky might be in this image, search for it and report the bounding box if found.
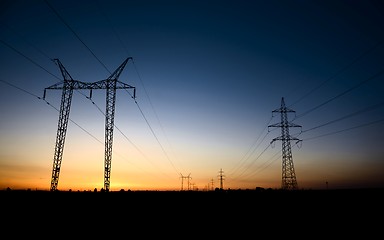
[1,0,383,191]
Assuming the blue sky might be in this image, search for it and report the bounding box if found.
[1,0,384,191]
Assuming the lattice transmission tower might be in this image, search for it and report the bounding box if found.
[217,168,225,190]
[268,97,302,190]
[44,58,136,192]
[180,173,191,191]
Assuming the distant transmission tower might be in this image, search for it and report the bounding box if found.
[268,97,302,190]
[217,168,225,190]
[180,173,191,191]
[44,58,135,192]
[210,178,214,191]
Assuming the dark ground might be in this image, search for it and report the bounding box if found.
[2,188,382,236]
[3,187,383,211]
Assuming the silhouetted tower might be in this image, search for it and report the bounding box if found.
[44,59,94,191]
[268,97,301,190]
[44,58,135,192]
[217,168,225,190]
[180,173,191,191]
[92,58,135,192]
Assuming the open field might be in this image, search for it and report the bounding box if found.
[2,188,383,236]
[3,187,383,209]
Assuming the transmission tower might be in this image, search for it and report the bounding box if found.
[268,97,302,190]
[217,168,225,190]
[180,173,191,191]
[44,58,136,192]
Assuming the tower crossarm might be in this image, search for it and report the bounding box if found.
[44,80,94,90]
[43,80,95,100]
[90,79,135,90]
[268,122,302,129]
[272,107,296,114]
[270,136,302,144]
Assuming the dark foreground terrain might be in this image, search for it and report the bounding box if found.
[3,187,383,210]
[2,188,383,235]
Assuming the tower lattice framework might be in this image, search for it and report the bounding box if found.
[268,97,302,190]
[44,58,135,192]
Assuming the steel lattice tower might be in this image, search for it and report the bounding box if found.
[268,97,302,190]
[180,173,191,191]
[93,57,136,192]
[218,168,225,190]
[44,58,135,192]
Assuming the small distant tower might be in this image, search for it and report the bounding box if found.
[218,168,225,190]
[268,97,302,190]
[180,173,191,191]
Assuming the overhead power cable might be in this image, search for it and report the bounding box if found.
[134,98,180,174]
[0,79,102,144]
[302,101,384,133]
[303,118,384,141]
[94,0,182,173]
[229,142,272,181]
[0,78,157,177]
[3,6,177,184]
[0,39,61,80]
[44,0,112,74]
[290,38,384,108]
[45,0,179,177]
[295,68,384,120]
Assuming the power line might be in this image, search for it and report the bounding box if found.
[131,60,184,172]
[44,0,112,74]
[229,141,272,182]
[289,38,384,108]
[96,0,184,174]
[295,68,384,120]
[134,99,180,174]
[0,39,60,80]
[45,0,180,177]
[3,24,53,61]
[227,115,273,177]
[301,101,384,133]
[302,118,384,141]
[2,4,178,187]
[0,78,102,144]
[0,78,156,178]
[250,148,282,177]
[87,91,175,180]
[1,27,152,167]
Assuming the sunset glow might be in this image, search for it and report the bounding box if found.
[1,0,383,192]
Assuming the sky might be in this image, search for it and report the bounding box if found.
[0,0,383,191]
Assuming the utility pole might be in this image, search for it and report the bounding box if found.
[44,58,135,192]
[268,97,302,190]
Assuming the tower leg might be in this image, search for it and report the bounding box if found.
[103,79,117,192]
[50,82,73,191]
